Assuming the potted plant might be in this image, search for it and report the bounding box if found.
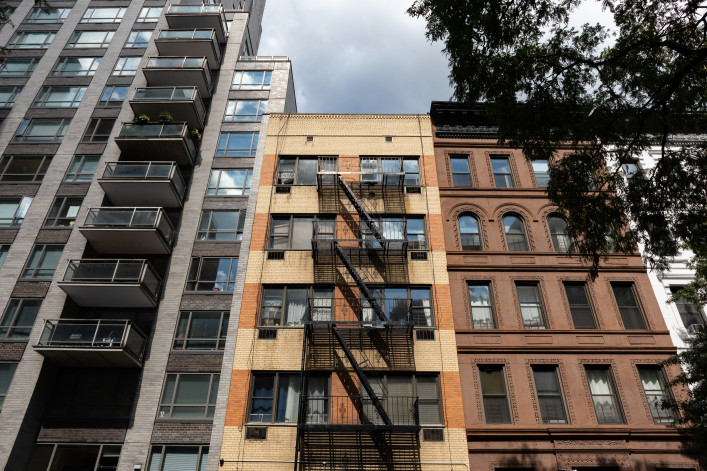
[190,128,202,143]
[158,111,174,123]
[133,114,150,124]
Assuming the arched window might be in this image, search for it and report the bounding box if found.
[503,214,529,251]
[459,214,482,250]
[547,214,571,252]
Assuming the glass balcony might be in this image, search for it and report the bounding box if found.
[130,87,205,129]
[34,319,147,368]
[59,259,161,308]
[165,4,227,44]
[98,162,186,208]
[155,29,221,69]
[79,207,175,255]
[115,122,197,166]
[144,57,212,98]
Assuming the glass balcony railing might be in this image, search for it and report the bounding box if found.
[166,4,226,42]
[102,162,186,199]
[131,87,205,124]
[145,57,207,69]
[63,259,161,297]
[83,207,175,246]
[158,29,215,40]
[167,4,222,14]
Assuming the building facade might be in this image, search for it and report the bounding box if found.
[0,0,295,469]
[430,102,701,471]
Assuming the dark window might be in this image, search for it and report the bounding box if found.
[27,444,121,471]
[362,286,434,327]
[479,366,512,424]
[173,311,229,350]
[248,373,328,423]
[65,155,100,182]
[0,363,17,409]
[197,210,245,241]
[0,197,32,226]
[450,155,472,186]
[532,159,550,187]
[148,446,208,471]
[585,366,624,424]
[360,374,441,426]
[360,216,427,250]
[0,246,8,269]
[270,215,327,250]
[622,161,639,178]
[224,100,267,121]
[81,119,116,142]
[22,244,63,279]
[98,86,129,107]
[0,298,42,339]
[158,373,219,419]
[0,155,52,182]
[532,366,567,423]
[360,156,420,186]
[33,86,86,107]
[259,286,333,326]
[125,30,151,48]
[186,257,238,292]
[0,58,38,76]
[548,215,571,251]
[44,197,82,227]
[517,282,546,329]
[503,214,529,251]
[491,156,514,187]
[232,70,272,90]
[14,119,69,142]
[670,286,705,332]
[51,57,101,76]
[638,367,676,424]
[458,213,482,250]
[611,282,647,329]
[276,157,322,185]
[468,282,495,329]
[216,132,259,157]
[564,282,596,329]
[207,169,252,196]
[66,31,114,48]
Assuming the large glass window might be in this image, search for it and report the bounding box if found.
[516,282,546,329]
[197,210,245,241]
[532,366,567,424]
[548,215,571,252]
[80,7,126,23]
[670,286,705,333]
[216,132,259,157]
[0,197,32,226]
[158,373,219,419]
[65,155,100,182]
[450,155,472,186]
[23,7,70,23]
[207,169,252,196]
[137,7,162,22]
[0,363,17,409]
[0,298,42,339]
[0,58,38,76]
[360,216,426,250]
[360,156,420,186]
[458,213,482,250]
[27,444,121,471]
[0,246,8,269]
[0,87,21,108]
[532,159,550,187]
[611,282,647,330]
[563,282,596,329]
[360,374,441,426]
[479,366,512,424]
[585,367,624,424]
[468,283,495,329]
[224,100,267,121]
[0,155,52,181]
[125,31,152,48]
[148,446,208,471]
[112,57,141,76]
[503,214,529,251]
[186,257,238,292]
[270,215,333,250]
[232,70,272,90]
[8,31,56,48]
[22,244,63,279]
[33,87,86,108]
[98,86,129,107]
[51,57,101,76]
[14,119,69,142]
[276,157,322,185]
[44,197,82,227]
[248,373,328,423]
[174,311,229,350]
[81,119,115,143]
[638,367,676,424]
[259,286,333,326]
[491,156,514,187]
[362,286,433,327]
[66,31,114,48]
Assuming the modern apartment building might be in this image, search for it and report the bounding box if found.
[429,101,701,471]
[0,0,295,469]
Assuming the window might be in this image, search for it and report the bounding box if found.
[0,155,52,181]
[23,7,70,23]
[137,7,162,22]
[0,298,42,339]
[459,214,482,250]
[29,444,122,471]
[216,132,259,157]
[638,367,676,424]
[148,446,209,471]
[532,159,550,187]
[81,7,126,23]
[0,57,38,76]
[450,155,472,186]
[0,363,17,409]
[468,283,496,329]
[611,282,647,330]
[0,197,33,226]
[33,86,86,108]
[14,119,69,143]
[670,286,705,332]
[232,70,272,90]
[564,282,596,329]
[186,257,238,292]
[491,156,514,187]
[270,215,332,250]
[516,282,546,329]
[197,210,245,241]
[503,214,529,251]
[0,87,21,108]
[51,57,101,76]
[361,374,441,426]
[276,156,323,185]
[532,366,567,423]
[0,246,8,269]
[8,31,56,48]
[622,161,639,178]
[125,30,152,48]
[98,86,129,107]
[81,118,115,142]
[66,31,114,48]
[224,99,267,121]
[112,57,140,76]
[22,244,63,279]
[259,286,333,326]
[44,197,82,227]
[548,215,571,252]
[207,169,252,196]
[361,156,420,186]
[174,311,229,350]
[65,155,100,182]
[585,367,624,424]
[359,216,426,250]
[158,373,219,419]
[362,286,434,327]
[248,373,328,423]
[479,366,512,424]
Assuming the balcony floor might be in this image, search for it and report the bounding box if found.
[79,227,172,255]
[58,283,158,308]
[34,347,143,368]
[98,180,184,208]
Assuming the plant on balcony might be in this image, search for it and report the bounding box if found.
[190,128,202,143]
[158,111,174,123]
[133,114,150,124]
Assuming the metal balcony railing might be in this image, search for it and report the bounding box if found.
[145,56,208,69]
[304,297,433,328]
[102,162,185,195]
[62,259,161,296]
[82,207,175,245]
[157,29,215,40]
[300,395,419,429]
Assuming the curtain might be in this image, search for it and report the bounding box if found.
[587,369,611,394]
[279,375,300,423]
[307,377,327,423]
[285,289,307,326]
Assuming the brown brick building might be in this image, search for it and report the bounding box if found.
[430,102,701,471]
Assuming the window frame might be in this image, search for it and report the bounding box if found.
[157,373,219,420]
[670,286,706,332]
[197,210,245,241]
[80,7,126,23]
[563,282,597,329]
[479,365,513,424]
[0,362,18,410]
[81,119,116,143]
[531,365,568,424]
[21,244,63,279]
[206,169,252,196]
[637,366,677,425]
[64,155,100,183]
[358,373,443,426]
[0,245,9,269]
[258,285,334,327]
[585,366,625,424]
[0,58,38,76]
[269,215,333,250]
[0,196,33,226]
[490,155,515,188]
[232,70,272,90]
[98,86,129,107]
[8,31,56,49]
[216,132,259,157]
[247,372,330,424]
[112,57,141,76]
[173,311,229,351]
[458,213,483,250]
[0,298,43,339]
[51,56,101,77]
[360,156,421,186]
[467,282,497,329]
[450,154,473,187]
[275,156,325,186]
[44,196,82,227]
[32,86,86,108]
[224,99,268,122]
[185,257,239,292]
[516,281,547,329]
[124,30,152,48]
[531,159,550,187]
[148,445,209,471]
[66,31,114,48]
[136,7,163,22]
[0,87,21,108]
[23,7,70,23]
[502,213,530,251]
[547,214,571,252]
[0,155,52,182]
[611,282,648,330]
[14,119,69,143]
[361,285,434,327]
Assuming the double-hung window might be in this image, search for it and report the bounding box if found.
[14,119,69,143]
[0,363,17,409]
[532,159,550,187]
[224,100,267,121]
[248,373,328,423]
[479,366,512,424]
[458,214,482,250]
[638,367,676,424]
[0,155,52,181]
[670,286,705,333]
[360,156,420,186]
[51,57,101,76]
[81,7,126,23]
[516,282,546,329]
[158,373,219,419]
[611,282,647,329]
[137,7,162,22]
[186,257,238,292]
[8,31,56,49]
[532,366,567,423]
[502,214,529,251]
[491,156,514,187]
[548,215,571,251]
[276,156,324,186]
[67,31,114,48]
[197,210,245,241]
[361,374,441,426]
[468,282,496,329]
[450,155,472,186]
[216,132,259,157]
[0,298,42,339]
[23,7,70,23]
[65,155,100,182]
[98,86,129,107]
[33,87,86,108]
[22,244,63,279]
[81,119,115,143]
[361,216,426,250]
[260,286,333,326]
[585,366,624,424]
[125,31,151,48]
[207,169,252,196]
[148,446,209,471]
[44,197,82,227]
[232,70,272,90]
[564,282,596,329]
[0,58,38,76]
[362,286,433,327]
[112,57,141,76]
[270,215,333,250]
[0,197,32,226]
[174,311,229,350]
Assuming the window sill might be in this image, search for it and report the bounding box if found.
[154,419,214,424]
[170,349,225,355]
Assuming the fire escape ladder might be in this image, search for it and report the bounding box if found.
[331,325,392,426]
[337,175,385,245]
[333,243,385,322]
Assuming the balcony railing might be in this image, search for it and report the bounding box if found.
[35,319,147,366]
[99,162,186,208]
[118,121,188,139]
[82,207,175,245]
[299,395,419,430]
[103,162,185,195]
[158,29,215,40]
[155,29,221,69]
[130,87,206,128]
[63,259,161,295]
[165,4,226,43]
[116,122,196,165]
[300,297,433,328]
[167,4,223,14]
[145,56,208,69]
